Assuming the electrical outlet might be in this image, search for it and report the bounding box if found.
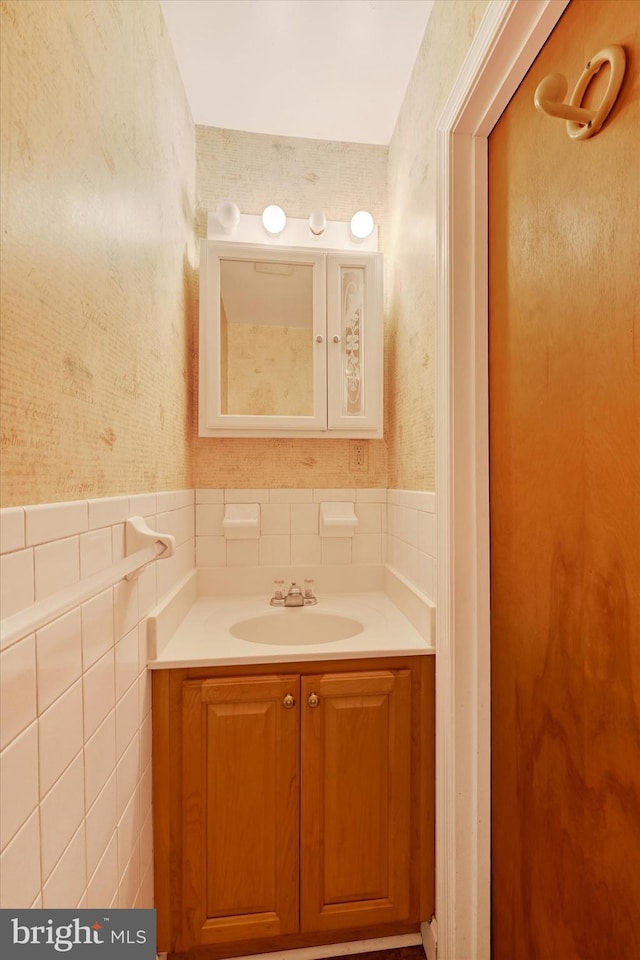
[350,442,368,471]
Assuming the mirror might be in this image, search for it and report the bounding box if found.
[199,240,383,437]
[220,256,315,417]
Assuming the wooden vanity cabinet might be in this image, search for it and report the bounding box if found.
[181,675,300,948]
[300,670,411,933]
[153,657,434,958]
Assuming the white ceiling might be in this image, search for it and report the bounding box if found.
[159,0,434,145]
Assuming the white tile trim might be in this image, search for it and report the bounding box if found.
[387,489,436,512]
[25,501,88,547]
[87,497,129,530]
[0,507,25,554]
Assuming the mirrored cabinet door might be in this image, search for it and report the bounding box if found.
[199,241,383,437]
[200,242,327,433]
[220,257,316,418]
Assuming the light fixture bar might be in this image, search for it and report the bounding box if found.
[206,212,378,251]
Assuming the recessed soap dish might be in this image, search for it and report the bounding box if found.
[319,502,358,538]
[222,503,260,539]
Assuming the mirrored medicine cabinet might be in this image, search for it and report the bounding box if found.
[198,241,383,437]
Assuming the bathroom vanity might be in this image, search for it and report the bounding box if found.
[150,584,435,958]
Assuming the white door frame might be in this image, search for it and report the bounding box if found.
[434,2,570,958]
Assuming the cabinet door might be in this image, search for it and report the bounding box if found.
[326,252,383,434]
[180,675,300,949]
[199,241,327,435]
[300,670,411,932]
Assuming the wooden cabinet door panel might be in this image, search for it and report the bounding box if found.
[180,675,299,949]
[300,670,411,932]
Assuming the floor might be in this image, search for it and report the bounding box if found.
[156,947,426,960]
[334,949,424,960]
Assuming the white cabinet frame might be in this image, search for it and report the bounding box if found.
[199,241,383,438]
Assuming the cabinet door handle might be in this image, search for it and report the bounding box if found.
[332,335,341,344]
[308,693,319,708]
[316,335,324,343]
[283,694,296,709]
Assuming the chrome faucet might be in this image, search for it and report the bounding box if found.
[270,580,318,606]
[284,582,304,607]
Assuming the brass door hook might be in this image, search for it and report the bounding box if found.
[534,45,626,140]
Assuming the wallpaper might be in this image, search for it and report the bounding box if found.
[0,0,195,507]
[385,0,490,490]
[0,0,491,505]
[193,125,389,488]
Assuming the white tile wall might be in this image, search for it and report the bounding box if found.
[1,549,35,619]
[0,635,37,750]
[84,712,116,810]
[85,772,117,880]
[195,489,387,570]
[0,810,41,908]
[80,528,113,579]
[291,534,322,565]
[0,721,39,850]
[36,610,83,714]
[0,484,434,910]
[34,537,80,601]
[0,490,195,909]
[40,750,85,880]
[25,501,88,547]
[290,503,319,534]
[386,490,437,600]
[193,488,435,600]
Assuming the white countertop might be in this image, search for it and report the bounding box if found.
[148,590,434,669]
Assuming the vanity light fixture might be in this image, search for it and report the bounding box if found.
[207,208,377,250]
[262,204,287,236]
[309,209,327,236]
[350,210,375,241]
[215,199,241,235]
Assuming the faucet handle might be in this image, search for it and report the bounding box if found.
[270,579,285,606]
[303,579,318,604]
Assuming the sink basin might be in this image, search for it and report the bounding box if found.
[229,610,364,645]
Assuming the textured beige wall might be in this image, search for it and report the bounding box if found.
[194,126,388,488]
[0,0,195,507]
[385,0,489,491]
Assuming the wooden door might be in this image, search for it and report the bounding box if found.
[180,675,300,949]
[300,669,412,932]
[489,1,640,957]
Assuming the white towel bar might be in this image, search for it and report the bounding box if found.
[0,516,175,650]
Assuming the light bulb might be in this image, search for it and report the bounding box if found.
[309,209,327,236]
[262,204,287,236]
[216,199,240,235]
[350,210,374,240]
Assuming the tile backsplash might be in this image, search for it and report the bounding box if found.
[196,488,387,570]
[0,484,435,909]
[194,487,436,601]
[387,489,437,600]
